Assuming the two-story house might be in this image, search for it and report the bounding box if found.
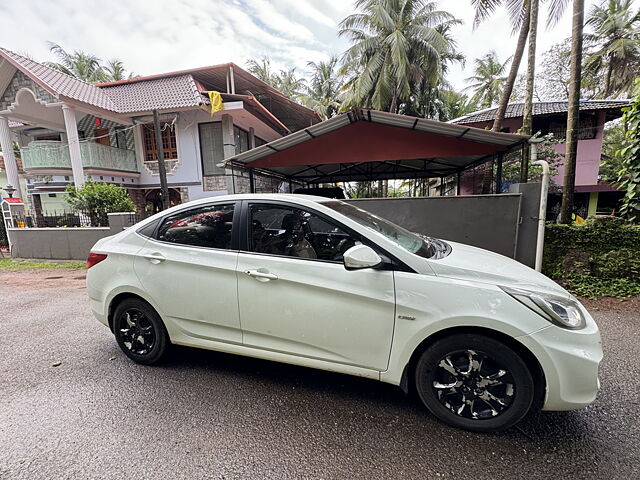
[451,100,628,217]
[0,47,319,214]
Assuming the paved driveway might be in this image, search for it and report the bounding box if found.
[1,269,638,479]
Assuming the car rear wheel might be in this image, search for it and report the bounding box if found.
[414,334,534,432]
[113,298,168,365]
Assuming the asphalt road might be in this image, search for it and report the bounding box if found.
[1,270,639,480]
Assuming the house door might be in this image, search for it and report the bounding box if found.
[94,128,111,146]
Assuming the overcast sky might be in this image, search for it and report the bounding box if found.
[0,0,636,91]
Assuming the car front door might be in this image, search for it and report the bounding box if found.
[134,202,241,344]
[236,201,396,371]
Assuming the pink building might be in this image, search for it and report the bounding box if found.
[452,100,628,217]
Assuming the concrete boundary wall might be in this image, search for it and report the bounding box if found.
[7,227,111,260]
[347,187,540,267]
[7,213,137,261]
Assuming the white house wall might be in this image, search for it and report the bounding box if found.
[133,105,283,201]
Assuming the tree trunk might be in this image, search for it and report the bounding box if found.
[559,0,585,224]
[604,60,613,97]
[491,2,531,132]
[520,0,540,183]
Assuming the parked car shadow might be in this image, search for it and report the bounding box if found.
[154,344,598,441]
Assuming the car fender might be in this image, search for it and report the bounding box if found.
[380,313,544,385]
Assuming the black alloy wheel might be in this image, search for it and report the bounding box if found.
[415,334,534,432]
[113,298,169,365]
[431,349,515,420]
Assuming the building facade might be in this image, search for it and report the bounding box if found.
[0,47,319,214]
[451,101,628,216]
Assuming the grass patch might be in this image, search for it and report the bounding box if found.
[0,258,85,271]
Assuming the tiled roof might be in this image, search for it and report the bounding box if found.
[100,74,203,113]
[451,100,630,125]
[0,46,320,130]
[0,48,118,111]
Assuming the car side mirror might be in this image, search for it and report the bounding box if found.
[343,245,383,270]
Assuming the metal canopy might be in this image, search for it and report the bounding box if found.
[222,108,529,183]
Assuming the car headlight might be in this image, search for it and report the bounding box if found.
[500,286,586,330]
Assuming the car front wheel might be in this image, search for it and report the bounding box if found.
[415,333,534,432]
[113,298,169,365]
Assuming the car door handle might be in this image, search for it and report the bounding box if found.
[142,252,166,264]
[245,269,278,281]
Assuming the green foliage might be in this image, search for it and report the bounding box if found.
[543,216,640,298]
[465,51,509,108]
[246,57,306,101]
[584,0,640,98]
[0,259,85,270]
[616,78,640,222]
[43,42,136,84]
[338,0,463,113]
[600,123,626,183]
[301,57,344,120]
[65,180,135,226]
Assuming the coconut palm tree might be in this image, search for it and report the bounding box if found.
[246,57,276,85]
[405,22,465,119]
[44,42,107,83]
[471,0,532,132]
[471,0,572,132]
[302,57,343,120]
[465,51,509,108]
[339,0,462,113]
[584,0,640,98]
[273,68,305,101]
[44,42,136,84]
[560,0,586,223]
[103,59,137,82]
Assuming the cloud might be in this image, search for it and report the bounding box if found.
[0,0,609,91]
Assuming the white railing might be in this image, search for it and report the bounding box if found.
[21,140,138,173]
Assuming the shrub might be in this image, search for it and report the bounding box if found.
[65,180,135,227]
[543,217,640,298]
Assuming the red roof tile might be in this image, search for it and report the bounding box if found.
[0,48,118,111]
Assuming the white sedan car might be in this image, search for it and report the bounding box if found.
[87,194,602,432]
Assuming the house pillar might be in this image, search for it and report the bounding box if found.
[0,115,22,200]
[61,104,85,187]
[221,114,236,194]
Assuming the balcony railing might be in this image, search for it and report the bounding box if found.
[21,140,138,173]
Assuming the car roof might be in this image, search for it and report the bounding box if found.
[184,193,334,206]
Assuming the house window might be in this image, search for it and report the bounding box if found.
[199,122,225,175]
[142,123,178,161]
[234,126,249,154]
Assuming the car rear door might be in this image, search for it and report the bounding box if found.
[236,201,396,371]
[134,201,241,344]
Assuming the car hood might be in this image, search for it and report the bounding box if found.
[427,241,569,297]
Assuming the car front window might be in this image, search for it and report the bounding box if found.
[323,201,449,259]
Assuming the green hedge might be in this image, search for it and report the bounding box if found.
[543,216,640,298]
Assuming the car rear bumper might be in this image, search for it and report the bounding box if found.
[86,276,109,328]
[518,318,602,411]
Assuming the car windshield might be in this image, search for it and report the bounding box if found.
[323,201,449,259]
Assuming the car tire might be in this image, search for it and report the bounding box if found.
[113,298,169,365]
[414,333,534,432]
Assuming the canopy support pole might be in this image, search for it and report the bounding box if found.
[249,169,255,193]
[496,153,504,193]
